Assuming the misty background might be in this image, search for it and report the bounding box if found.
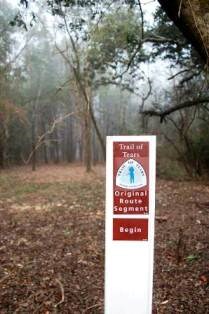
[1,0,208,178]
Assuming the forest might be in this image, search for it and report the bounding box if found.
[0,0,209,313]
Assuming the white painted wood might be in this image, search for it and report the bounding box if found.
[105,136,156,314]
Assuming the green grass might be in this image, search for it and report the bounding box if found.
[0,175,55,200]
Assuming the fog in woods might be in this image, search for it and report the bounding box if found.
[1,0,208,177]
[1,0,209,313]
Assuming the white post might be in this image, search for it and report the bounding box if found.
[105,136,156,314]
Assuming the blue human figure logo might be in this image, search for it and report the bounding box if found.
[129,166,135,184]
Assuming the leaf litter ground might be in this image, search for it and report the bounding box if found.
[0,164,209,313]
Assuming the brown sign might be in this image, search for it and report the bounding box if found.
[113,142,149,215]
[113,218,148,241]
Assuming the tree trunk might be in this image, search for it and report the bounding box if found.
[0,118,8,168]
[158,0,209,64]
[42,122,48,164]
[92,128,98,165]
[53,128,60,164]
[84,107,92,172]
[31,112,36,171]
[0,137,4,168]
[43,142,48,164]
[66,117,74,163]
[141,115,149,133]
[89,102,106,161]
[30,77,42,171]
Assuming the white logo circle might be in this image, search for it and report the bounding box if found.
[116,159,147,189]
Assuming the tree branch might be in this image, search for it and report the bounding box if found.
[179,70,201,86]
[111,34,180,80]
[23,111,76,164]
[168,69,191,80]
[143,97,209,122]
[139,77,152,112]
[137,0,144,40]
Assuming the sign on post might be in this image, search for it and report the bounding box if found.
[105,136,156,314]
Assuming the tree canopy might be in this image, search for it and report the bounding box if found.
[1,0,209,176]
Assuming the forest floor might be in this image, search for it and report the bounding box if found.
[0,164,209,314]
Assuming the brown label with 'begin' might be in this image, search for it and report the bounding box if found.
[113,218,148,241]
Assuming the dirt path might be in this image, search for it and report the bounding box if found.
[0,165,209,313]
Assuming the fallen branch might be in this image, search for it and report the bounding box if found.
[196,201,209,210]
[54,278,65,307]
[155,216,168,222]
[0,274,10,284]
[83,302,103,313]
[176,227,186,264]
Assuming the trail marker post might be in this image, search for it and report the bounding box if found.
[105,136,156,314]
